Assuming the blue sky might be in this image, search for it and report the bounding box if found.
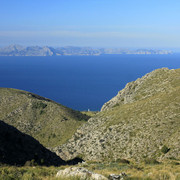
[1,0,180,49]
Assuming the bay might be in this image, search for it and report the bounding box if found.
[0,54,180,111]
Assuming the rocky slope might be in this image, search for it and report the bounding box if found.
[101,68,175,111]
[55,68,180,161]
[0,88,89,148]
[0,120,65,166]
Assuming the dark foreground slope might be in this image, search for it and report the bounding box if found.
[55,68,180,161]
[0,88,89,148]
[0,120,65,166]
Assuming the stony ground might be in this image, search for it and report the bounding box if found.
[56,68,180,162]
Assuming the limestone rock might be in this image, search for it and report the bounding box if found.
[56,167,108,180]
[109,173,127,180]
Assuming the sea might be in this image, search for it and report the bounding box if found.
[0,54,180,111]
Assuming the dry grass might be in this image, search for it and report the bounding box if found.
[83,160,180,180]
[81,111,99,117]
[0,160,180,180]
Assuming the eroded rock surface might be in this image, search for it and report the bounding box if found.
[56,167,107,180]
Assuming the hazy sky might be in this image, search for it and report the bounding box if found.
[1,0,180,49]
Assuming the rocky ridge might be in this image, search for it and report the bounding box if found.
[54,68,180,161]
[101,68,171,111]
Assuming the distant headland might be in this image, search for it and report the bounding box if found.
[0,44,173,56]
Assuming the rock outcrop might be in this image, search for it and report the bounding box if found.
[54,68,180,161]
[56,167,108,180]
[108,173,127,180]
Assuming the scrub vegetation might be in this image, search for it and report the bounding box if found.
[0,159,180,180]
[0,88,89,148]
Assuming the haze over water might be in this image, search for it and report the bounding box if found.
[0,54,180,111]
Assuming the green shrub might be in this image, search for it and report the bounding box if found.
[161,145,170,154]
[116,158,130,164]
[113,103,120,108]
[32,102,47,109]
[144,158,159,165]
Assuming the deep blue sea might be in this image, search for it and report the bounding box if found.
[0,54,180,111]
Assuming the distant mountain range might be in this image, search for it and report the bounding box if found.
[0,44,173,56]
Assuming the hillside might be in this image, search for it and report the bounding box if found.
[0,120,65,166]
[0,88,89,148]
[55,68,180,162]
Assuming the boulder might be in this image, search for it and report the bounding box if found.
[56,167,108,180]
[108,172,127,180]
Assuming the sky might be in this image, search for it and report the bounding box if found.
[0,0,180,49]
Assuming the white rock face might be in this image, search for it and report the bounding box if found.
[56,167,108,180]
[108,172,127,180]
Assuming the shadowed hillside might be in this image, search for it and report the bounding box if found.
[0,120,66,166]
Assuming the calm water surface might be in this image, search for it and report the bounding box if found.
[0,55,180,111]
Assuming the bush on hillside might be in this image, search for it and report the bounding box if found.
[161,145,170,154]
